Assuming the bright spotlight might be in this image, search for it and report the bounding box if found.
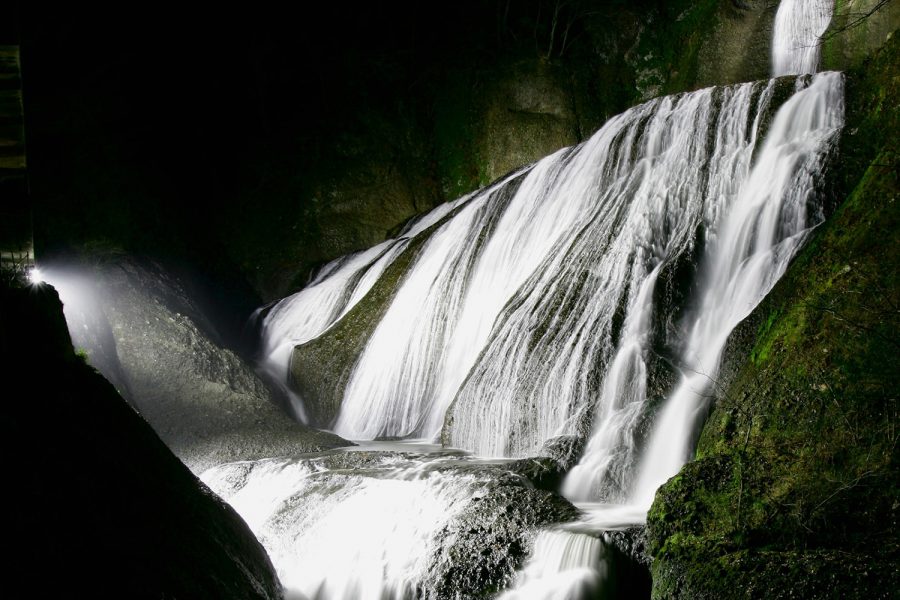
[27,267,45,285]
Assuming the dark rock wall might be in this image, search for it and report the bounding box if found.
[0,282,283,599]
[20,0,793,303]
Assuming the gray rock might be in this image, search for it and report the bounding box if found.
[428,472,580,599]
[602,526,650,567]
[694,0,777,89]
[50,253,348,472]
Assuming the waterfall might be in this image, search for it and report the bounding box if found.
[773,0,835,76]
[493,74,843,600]
[257,196,467,422]
[448,80,774,461]
[565,72,844,507]
[235,4,847,597]
[289,79,779,449]
[629,71,844,507]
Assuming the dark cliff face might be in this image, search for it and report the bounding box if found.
[19,0,783,303]
[646,35,900,600]
[0,282,283,599]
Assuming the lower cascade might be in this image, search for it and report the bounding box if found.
[202,449,484,600]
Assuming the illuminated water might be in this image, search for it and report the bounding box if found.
[773,0,834,76]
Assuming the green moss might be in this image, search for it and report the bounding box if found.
[628,0,720,98]
[74,347,90,363]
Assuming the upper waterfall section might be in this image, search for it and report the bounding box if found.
[773,0,835,75]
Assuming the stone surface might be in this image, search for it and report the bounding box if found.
[52,253,348,472]
[823,0,900,71]
[478,60,581,183]
[694,0,777,88]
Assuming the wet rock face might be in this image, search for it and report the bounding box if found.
[429,476,580,599]
[694,0,777,88]
[603,527,650,568]
[1,284,283,599]
[479,60,581,184]
[51,254,348,472]
[506,435,587,492]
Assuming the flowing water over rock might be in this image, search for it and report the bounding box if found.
[565,71,845,509]
[202,445,578,600]
[238,71,844,598]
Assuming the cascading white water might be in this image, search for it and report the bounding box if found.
[494,72,843,600]
[564,72,845,507]
[628,71,845,508]
[202,450,491,600]
[772,0,835,76]
[257,196,467,421]
[449,80,773,461]
[498,531,608,600]
[323,80,780,449]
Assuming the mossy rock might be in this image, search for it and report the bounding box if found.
[646,33,900,600]
[822,0,900,72]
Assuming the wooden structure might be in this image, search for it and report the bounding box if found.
[0,45,31,280]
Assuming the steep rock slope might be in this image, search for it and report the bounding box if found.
[0,283,283,599]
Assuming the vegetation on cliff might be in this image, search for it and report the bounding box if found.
[646,32,899,599]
